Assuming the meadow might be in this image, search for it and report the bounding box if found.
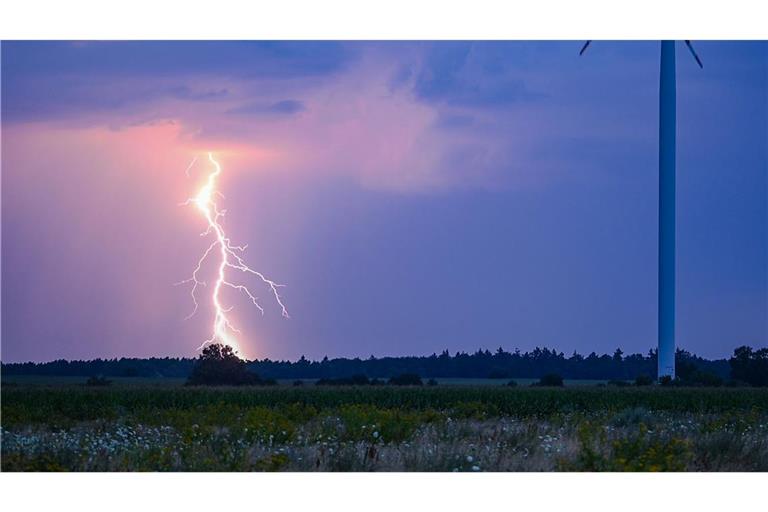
[2,384,767,471]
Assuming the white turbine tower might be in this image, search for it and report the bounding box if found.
[580,41,703,381]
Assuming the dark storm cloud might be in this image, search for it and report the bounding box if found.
[1,41,351,122]
[412,42,546,107]
[226,99,307,117]
[2,41,351,79]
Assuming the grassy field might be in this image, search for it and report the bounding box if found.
[2,384,767,471]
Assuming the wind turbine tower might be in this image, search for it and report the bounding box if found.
[580,40,703,380]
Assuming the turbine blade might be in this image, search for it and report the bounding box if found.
[579,40,592,56]
[684,40,704,68]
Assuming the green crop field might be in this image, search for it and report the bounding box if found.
[2,384,767,471]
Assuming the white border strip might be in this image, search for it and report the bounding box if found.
[1,0,767,39]
[0,473,766,512]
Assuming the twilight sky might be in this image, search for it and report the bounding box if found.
[2,40,766,362]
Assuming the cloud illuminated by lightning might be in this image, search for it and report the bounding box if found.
[178,152,288,359]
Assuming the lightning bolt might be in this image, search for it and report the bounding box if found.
[178,152,288,359]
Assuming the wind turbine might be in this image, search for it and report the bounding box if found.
[580,41,703,381]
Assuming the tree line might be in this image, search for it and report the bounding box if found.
[2,345,746,381]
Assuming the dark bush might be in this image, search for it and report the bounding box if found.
[607,379,630,387]
[687,371,723,387]
[427,378,438,386]
[635,374,654,386]
[659,375,674,386]
[349,374,372,385]
[186,344,266,386]
[729,346,768,387]
[388,373,423,386]
[534,373,564,387]
[505,379,518,387]
[121,367,139,377]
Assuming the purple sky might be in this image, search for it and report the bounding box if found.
[2,41,766,362]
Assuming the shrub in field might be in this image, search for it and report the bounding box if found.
[635,374,653,386]
[186,344,266,386]
[242,407,297,443]
[506,380,518,387]
[609,434,690,471]
[335,403,434,442]
[427,378,438,386]
[388,374,423,386]
[534,374,564,387]
[566,423,690,471]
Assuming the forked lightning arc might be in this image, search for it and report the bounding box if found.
[178,152,288,358]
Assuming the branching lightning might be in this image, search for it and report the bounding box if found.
[178,152,288,358]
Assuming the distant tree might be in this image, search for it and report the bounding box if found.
[729,346,768,387]
[388,373,423,386]
[675,356,699,382]
[535,373,564,387]
[672,355,724,386]
[505,379,518,387]
[186,344,264,386]
[426,378,438,386]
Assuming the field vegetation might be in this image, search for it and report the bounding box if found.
[3,384,767,471]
